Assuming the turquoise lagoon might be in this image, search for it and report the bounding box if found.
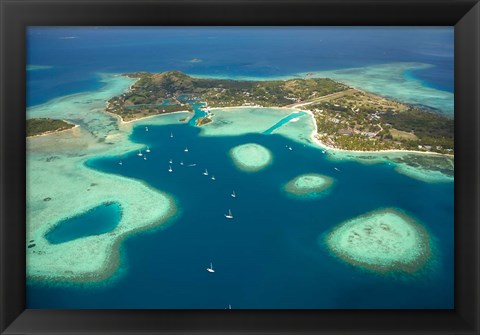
[27,27,454,309]
[27,108,454,309]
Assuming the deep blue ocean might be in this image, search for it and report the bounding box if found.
[27,27,453,107]
[44,202,121,245]
[28,124,454,309]
[27,27,454,309]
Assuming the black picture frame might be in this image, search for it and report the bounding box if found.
[1,0,479,334]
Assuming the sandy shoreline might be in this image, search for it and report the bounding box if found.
[27,123,79,138]
[209,105,265,111]
[105,109,192,124]
[36,101,453,159]
[110,72,453,158]
[297,109,454,158]
[207,106,454,158]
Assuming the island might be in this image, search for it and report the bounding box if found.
[304,89,454,154]
[27,118,75,137]
[283,173,334,198]
[324,209,432,273]
[106,70,347,120]
[230,143,273,172]
[105,71,453,155]
[195,116,213,126]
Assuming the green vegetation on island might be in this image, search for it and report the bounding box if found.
[107,71,453,155]
[106,71,347,121]
[106,100,192,122]
[308,90,453,154]
[27,118,75,137]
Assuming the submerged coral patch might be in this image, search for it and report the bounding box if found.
[284,174,334,199]
[229,143,273,172]
[324,209,431,273]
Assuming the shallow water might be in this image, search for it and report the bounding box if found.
[27,27,453,108]
[28,121,454,309]
[313,63,454,116]
[26,27,454,309]
[263,112,306,134]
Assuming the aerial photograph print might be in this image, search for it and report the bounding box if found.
[26,27,454,309]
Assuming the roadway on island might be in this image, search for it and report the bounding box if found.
[283,88,357,109]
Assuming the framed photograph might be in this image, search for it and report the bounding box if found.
[1,0,479,334]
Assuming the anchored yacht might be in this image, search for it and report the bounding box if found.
[225,209,233,219]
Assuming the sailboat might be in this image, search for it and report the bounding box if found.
[211,175,216,180]
[144,156,147,161]
[231,190,236,198]
[170,132,174,138]
[118,161,123,165]
[169,158,173,164]
[168,165,173,173]
[203,169,208,176]
[288,146,293,151]
[225,209,233,219]
[145,126,149,132]
[137,150,143,156]
[146,146,151,153]
[184,147,189,152]
[206,262,215,273]
[334,167,340,171]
